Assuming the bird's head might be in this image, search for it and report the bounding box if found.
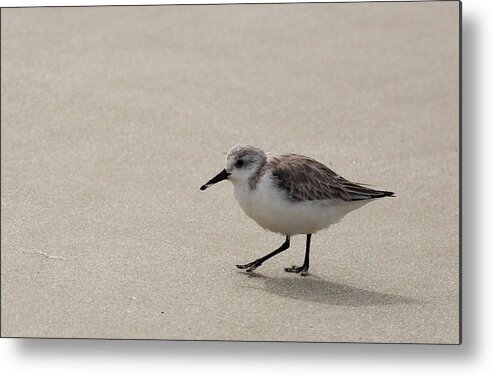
[200,145,267,190]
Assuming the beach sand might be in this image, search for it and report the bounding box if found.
[1,2,460,343]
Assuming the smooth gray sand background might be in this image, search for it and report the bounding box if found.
[1,2,459,343]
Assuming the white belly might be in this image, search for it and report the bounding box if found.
[232,175,370,235]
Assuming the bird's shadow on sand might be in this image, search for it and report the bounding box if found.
[239,272,419,307]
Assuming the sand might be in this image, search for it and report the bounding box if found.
[1,2,460,343]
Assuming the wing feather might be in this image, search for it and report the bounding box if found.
[268,154,394,202]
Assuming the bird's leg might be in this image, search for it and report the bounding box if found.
[285,234,311,276]
[236,236,291,272]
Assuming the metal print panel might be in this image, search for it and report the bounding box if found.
[1,1,460,343]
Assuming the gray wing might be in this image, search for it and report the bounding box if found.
[268,154,394,202]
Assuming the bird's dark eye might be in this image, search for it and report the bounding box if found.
[236,159,244,168]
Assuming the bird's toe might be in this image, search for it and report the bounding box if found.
[237,261,261,272]
[285,265,308,275]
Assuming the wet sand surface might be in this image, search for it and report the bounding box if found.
[1,2,459,343]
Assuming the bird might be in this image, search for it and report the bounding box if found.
[200,145,394,276]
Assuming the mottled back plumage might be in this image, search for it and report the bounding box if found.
[267,154,394,202]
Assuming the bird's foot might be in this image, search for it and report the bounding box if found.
[284,265,309,276]
[236,260,262,272]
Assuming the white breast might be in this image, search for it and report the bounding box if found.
[232,172,370,235]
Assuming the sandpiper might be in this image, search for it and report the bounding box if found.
[200,145,394,276]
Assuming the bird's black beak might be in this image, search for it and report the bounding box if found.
[200,169,230,190]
